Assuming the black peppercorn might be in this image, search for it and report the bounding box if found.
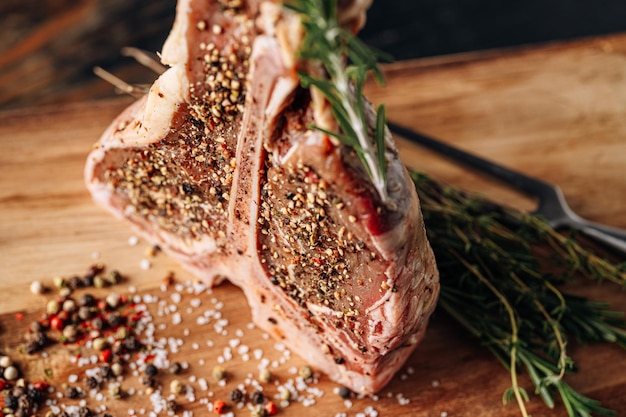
[169,361,182,375]
[140,375,156,388]
[92,317,104,331]
[84,376,99,390]
[78,406,92,417]
[29,321,45,333]
[124,335,141,351]
[78,294,95,307]
[100,363,112,379]
[251,390,264,404]
[4,393,18,411]
[145,363,158,377]
[26,387,43,404]
[229,388,243,403]
[65,386,80,399]
[24,341,40,354]
[166,399,178,412]
[68,275,82,290]
[337,386,352,399]
[106,312,123,327]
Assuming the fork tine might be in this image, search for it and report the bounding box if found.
[389,122,626,255]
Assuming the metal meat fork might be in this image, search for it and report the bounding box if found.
[389,122,626,256]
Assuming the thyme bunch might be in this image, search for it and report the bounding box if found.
[285,0,392,204]
[411,171,626,417]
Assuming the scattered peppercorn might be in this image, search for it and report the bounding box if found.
[337,386,352,399]
[140,375,156,388]
[106,312,123,328]
[166,399,178,413]
[251,404,267,417]
[109,383,122,399]
[251,390,265,404]
[78,294,95,307]
[213,400,227,414]
[259,368,271,383]
[145,363,158,377]
[264,401,278,416]
[52,276,66,289]
[170,379,183,394]
[299,365,313,380]
[279,387,291,402]
[212,365,226,381]
[77,406,92,417]
[46,300,61,315]
[99,364,112,379]
[65,386,80,399]
[110,362,123,377]
[123,335,141,351]
[4,365,19,381]
[169,361,183,375]
[4,393,18,410]
[229,388,243,403]
[84,376,99,390]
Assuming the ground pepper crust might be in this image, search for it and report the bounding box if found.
[257,106,393,356]
[96,107,238,243]
[95,1,259,245]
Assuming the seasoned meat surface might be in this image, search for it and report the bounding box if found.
[85,0,439,394]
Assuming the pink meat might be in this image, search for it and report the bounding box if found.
[85,0,439,394]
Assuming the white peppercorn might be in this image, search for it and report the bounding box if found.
[105,293,120,309]
[170,379,183,394]
[30,280,44,294]
[92,337,109,352]
[111,362,123,377]
[0,355,12,368]
[46,299,60,315]
[3,365,19,381]
[62,299,77,312]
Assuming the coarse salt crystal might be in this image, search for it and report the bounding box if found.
[172,313,181,325]
[128,236,139,246]
[140,259,151,270]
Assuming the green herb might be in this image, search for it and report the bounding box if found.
[411,171,626,417]
[284,0,392,204]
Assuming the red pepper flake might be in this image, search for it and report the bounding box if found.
[143,353,155,363]
[264,401,278,416]
[99,349,112,363]
[213,400,227,414]
[0,380,8,390]
[15,312,24,321]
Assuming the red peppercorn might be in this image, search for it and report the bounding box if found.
[264,401,278,416]
[213,400,227,414]
[50,316,64,330]
[99,348,112,363]
[33,381,49,390]
[0,380,7,390]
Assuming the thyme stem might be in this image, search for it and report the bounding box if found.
[412,171,625,417]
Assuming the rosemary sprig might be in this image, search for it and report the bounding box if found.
[412,171,626,417]
[284,0,392,204]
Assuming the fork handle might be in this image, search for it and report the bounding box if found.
[576,222,626,257]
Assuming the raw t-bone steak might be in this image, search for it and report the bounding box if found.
[85,0,439,393]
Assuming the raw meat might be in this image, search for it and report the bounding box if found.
[85,0,439,394]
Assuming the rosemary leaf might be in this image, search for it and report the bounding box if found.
[286,0,391,204]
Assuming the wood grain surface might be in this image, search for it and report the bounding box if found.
[1,34,626,416]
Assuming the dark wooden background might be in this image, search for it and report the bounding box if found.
[2,0,626,110]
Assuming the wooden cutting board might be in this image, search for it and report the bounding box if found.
[1,33,626,417]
